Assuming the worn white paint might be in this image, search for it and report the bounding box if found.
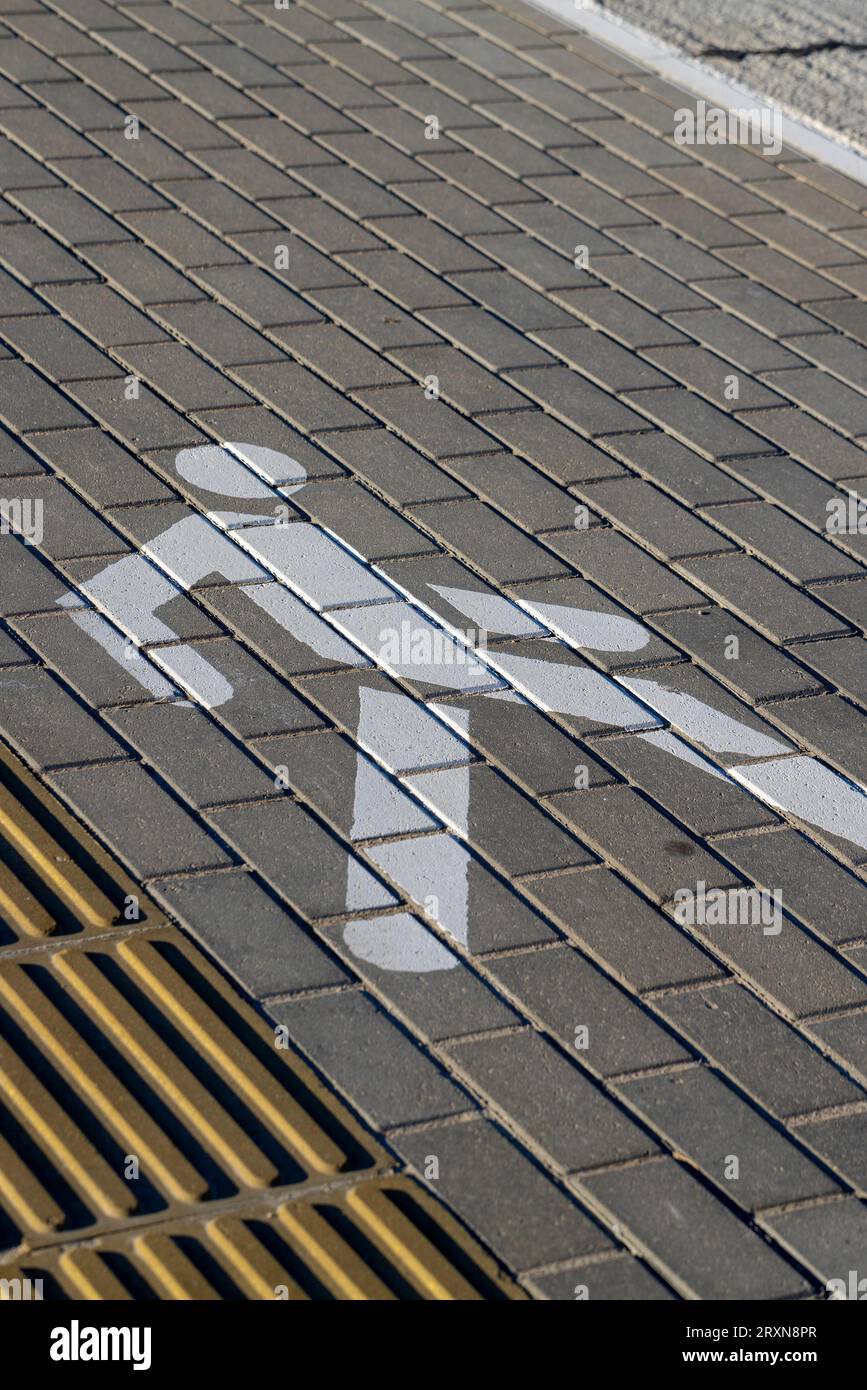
[59,442,867,980]
[730,756,867,851]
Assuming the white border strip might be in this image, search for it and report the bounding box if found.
[523,0,867,188]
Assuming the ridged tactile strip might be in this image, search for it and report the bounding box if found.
[0,741,164,948]
[0,1178,524,1300]
[0,929,385,1252]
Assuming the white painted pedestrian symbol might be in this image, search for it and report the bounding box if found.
[60,442,867,973]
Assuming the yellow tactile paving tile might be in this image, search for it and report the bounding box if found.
[1,1179,524,1300]
[0,929,385,1252]
[0,741,164,946]
[0,742,522,1300]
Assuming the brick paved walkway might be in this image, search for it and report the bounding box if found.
[1,0,867,1300]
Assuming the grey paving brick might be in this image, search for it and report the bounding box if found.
[530,325,668,393]
[548,783,739,905]
[546,528,705,612]
[497,200,621,262]
[704,500,862,583]
[0,221,97,285]
[8,609,175,708]
[50,758,234,877]
[395,1116,613,1268]
[0,533,71,617]
[233,360,367,431]
[586,1156,811,1295]
[737,407,867,483]
[310,284,437,349]
[3,474,120,560]
[43,282,169,346]
[528,1256,676,1301]
[504,75,611,122]
[252,728,435,839]
[0,359,90,433]
[721,827,867,949]
[406,761,592,876]
[599,731,776,838]
[421,305,551,372]
[445,451,588,531]
[583,1158,809,1298]
[270,989,469,1128]
[8,185,134,246]
[356,385,494,459]
[281,60,393,113]
[807,296,867,349]
[0,662,124,769]
[120,208,244,268]
[766,1199,867,1286]
[293,162,410,219]
[369,212,493,273]
[766,693,867,786]
[760,367,867,439]
[396,178,512,235]
[80,243,204,307]
[559,286,687,349]
[0,313,115,382]
[153,301,280,366]
[90,127,204,182]
[344,247,467,309]
[690,275,826,338]
[808,1011,867,1082]
[505,365,648,436]
[796,1113,867,1191]
[618,1067,839,1209]
[641,343,781,411]
[734,211,860,269]
[454,124,569,179]
[666,307,801,375]
[156,178,282,236]
[784,332,867,398]
[653,607,821,701]
[608,436,754,510]
[246,83,360,136]
[657,983,863,1119]
[236,233,356,291]
[390,346,525,415]
[191,147,307,202]
[578,476,731,560]
[481,410,623,486]
[105,701,276,808]
[747,176,864,231]
[680,549,850,642]
[25,79,125,132]
[630,193,758,250]
[434,691,613,795]
[209,796,395,918]
[448,1028,657,1169]
[25,428,171,508]
[318,427,465,505]
[113,341,251,411]
[191,264,321,329]
[408,497,564,582]
[319,914,519,1041]
[449,269,574,331]
[294,478,434,559]
[621,387,770,461]
[489,941,692,1071]
[66,378,205,450]
[510,573,679,670]
[525,861,722,995]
